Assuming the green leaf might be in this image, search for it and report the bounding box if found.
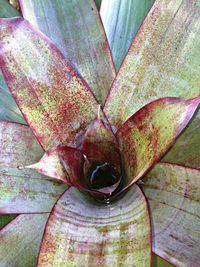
[0,215,16,229]
[104,0,200,130]
[163,106,200,168]
[100,0,154,70]
[117,96,200,189]
[95,0,102,10]
[0,121,67,213]
[37,186,151,267]
[19,0,116,104]
[0,72,25,123]
[0,0,20,18]
[142,163,200,267]
[0,214,48,267]
[0,18,101,150]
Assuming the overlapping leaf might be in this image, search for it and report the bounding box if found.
[38,186,151,267]
[0,214,48,267]
[142,163,200,267]
[117,96,200,189]
[19,0,116,104]
[100,0,154,70]
[0,121,67,213]
[104,0,200,129]
[0,18,101,150]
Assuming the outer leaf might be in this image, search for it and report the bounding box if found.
[0,121,67,213]
[117,97,200,189]
[142,163,200,267]
[0,214,48,267]
[0,18,100,150]
[163,107,200,168]
[104,0,200,130]
[0,0,25,123]
[100,0,154,70]
[38,186,151,267]
[19,0,116,104]
[0,72,25,123]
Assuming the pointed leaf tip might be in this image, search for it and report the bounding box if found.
[0,17,100,150]
[117,96,200,189]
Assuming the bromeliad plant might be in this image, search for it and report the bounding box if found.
[0,0,200,266]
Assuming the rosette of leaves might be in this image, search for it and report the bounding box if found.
[0,0,199,267]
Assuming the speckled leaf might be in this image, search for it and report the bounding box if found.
[142,163,200,267]
[100,0,154,70]
[0,214,48,267]
[25,145,85,187]
[0,0,25,123]
[19,0,116,104]
[0,18,100,150]
[0,121,67,213]
[104,0,200,130]
[163,107,200,168]
[38,186,151,267]
[117,97,200,189]
[0,120,43,173]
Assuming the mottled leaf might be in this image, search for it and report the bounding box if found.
[0,18,100,150]
[24,145,85,186]
[19,0,116,104]
[0,214,48,267]
[0,0,25,123]
[104,0,200,130]
[117,97,200,189]
[163,106,200,168]
[100,0,154,70]
[142,163,200,267]
[0,121,67,213]
[38,186,151,267]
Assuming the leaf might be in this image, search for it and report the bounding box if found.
[116,97,200,189]
[163,106,200,168]
[100,0,154,70]
[0,121,67,213]
[24,146,85,186]
[19,0,116,104]
[0,18,100,150]
[142,163,200,267]
[0,0,20,17]
[104,0,200,130]
[0,214,48,267]
[0,215,16,229]
[37,186,151,267]
[0,0,25,123]
[0,72,25,123]
[95,0,102,10]
[82,116,121,170]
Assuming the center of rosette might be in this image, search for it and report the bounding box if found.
[89,162,120,191]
